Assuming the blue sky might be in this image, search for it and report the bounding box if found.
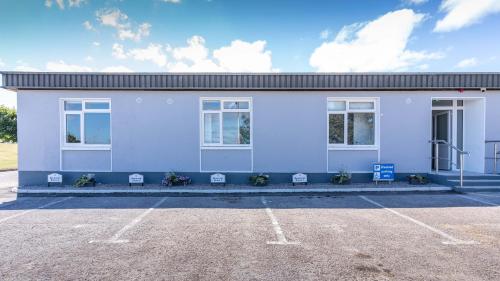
[1,0,500,107]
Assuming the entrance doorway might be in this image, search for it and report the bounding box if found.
[431,98,485,173]
[431,100,464,171]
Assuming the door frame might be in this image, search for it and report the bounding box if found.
[432,110,452,170]
[430,97,486,173]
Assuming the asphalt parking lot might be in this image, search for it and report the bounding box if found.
[1,192,500,281]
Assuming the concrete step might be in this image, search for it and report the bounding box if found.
[448,179,500,186]
[443,175,500,180]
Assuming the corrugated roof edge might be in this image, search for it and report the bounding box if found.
[2,71,500,91]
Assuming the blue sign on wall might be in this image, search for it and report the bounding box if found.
[373,164,395,182]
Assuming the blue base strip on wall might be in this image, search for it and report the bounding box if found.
[19,171,420,186]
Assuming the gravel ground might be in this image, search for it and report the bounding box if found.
[1,192,500,280]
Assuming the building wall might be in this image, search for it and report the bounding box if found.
[17,89,497,185]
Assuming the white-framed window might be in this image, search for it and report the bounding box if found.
[200,98,252,147]
[327,98,377,149]
[62,99,111,148]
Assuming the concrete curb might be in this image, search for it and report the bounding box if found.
[17,186,453,197]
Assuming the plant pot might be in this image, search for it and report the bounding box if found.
[408,177,428,185]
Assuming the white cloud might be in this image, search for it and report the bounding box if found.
[0,89,17,109]
[112,43,127,59]
[54,0,64,9]
[15,65,40,71]
[456,57,478,68]
[213,40,274,72]
[92,41,101,47]
[162,0,181,3]
[172,35,209,63]
[45,0,86,9]
[128,43,167,67]
[96,8,151,42]
[83,21,94,31]
[320,29,330,40]
[101,66,133,72]
[309,9,443,72]
[111,43,168,67]
[68,0,86,7]
[118,23,151,41]
[14,61,40,71]
[46,60,92,72]
[84,56,94,62]
[405,0,428,4]
[0,58,5,67]
[434,0,500,32]
[167,36,275,72]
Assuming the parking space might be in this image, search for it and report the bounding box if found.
[1,193,500,280]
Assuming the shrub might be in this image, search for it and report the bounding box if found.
[162,172,191,186]
[0,106,17,143]
[74,174,96,187]
[407,174,428,185]
[331,170,352,185]
[249,174,269,186]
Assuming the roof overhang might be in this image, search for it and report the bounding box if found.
[2,71,500,91]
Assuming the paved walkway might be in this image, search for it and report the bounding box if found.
[0,171,17,203]
[18,182,452,196]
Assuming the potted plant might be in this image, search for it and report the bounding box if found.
[74,174,96,187]
[249,174,270,186]
[162,172,192,186]
[331,170,352,185]
[407,174,428,185]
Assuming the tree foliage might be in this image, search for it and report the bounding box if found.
[0,106,17,143]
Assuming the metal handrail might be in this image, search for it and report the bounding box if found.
[485,140,500,174]
[429,139,469,188]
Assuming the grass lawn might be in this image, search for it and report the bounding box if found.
[0,143,17,170]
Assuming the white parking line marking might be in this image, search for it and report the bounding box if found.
[90,197,168,244]
[359,195,477,245]
[458,194,499,207]
[260,197,299,245]
[0,197,73,224]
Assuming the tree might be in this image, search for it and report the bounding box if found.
[0,106,17,143]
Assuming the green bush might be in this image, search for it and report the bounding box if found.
[331,170,352,185]
[249,174,269,186]
[74,174,96,187]
[0,106,17,143]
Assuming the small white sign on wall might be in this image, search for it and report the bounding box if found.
[210,173,226,185]
[48,173,63,183]
[292,173,308,185]
[129,173,144,186]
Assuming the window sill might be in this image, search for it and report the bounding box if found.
[201,146,252,150]
[61,146,111,151]
[328,146,378,151]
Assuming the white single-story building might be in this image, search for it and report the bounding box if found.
[2,72,500,187]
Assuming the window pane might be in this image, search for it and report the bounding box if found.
[329,114,344,144]
[66,114,81,143]
[85,102,110,110]
[204,113,220,144]
[84,113,111,144]
[202,100,221,110]
[349,102,374,110]
[223,101,249,110]
[432,100,453,107]
[64,101,82,111]
[457,100,464,107]
[348,113,375,145]
[328,101,346,111]
[223,112,251,144]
